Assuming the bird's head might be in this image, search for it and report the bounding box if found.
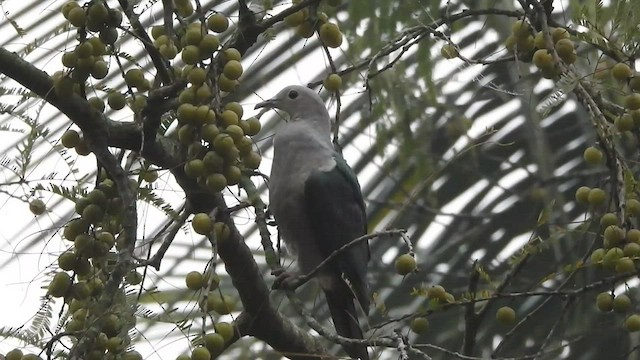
[254,85,330,123]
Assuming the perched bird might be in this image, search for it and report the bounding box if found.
[255,85,370,360]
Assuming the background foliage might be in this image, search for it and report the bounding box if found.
[1,0,639,359]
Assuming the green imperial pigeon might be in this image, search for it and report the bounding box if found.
[255,85,370,360]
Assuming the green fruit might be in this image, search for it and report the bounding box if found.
[591,248,605,267]
[159,43,178,59]
[29,199,46,215]
[224,102,244,118]
[124,69,146,88]
[410,317,429,334]
[614,294,632,313]
[616,113,634,132]
[612,62,632,81]
[624,242,640,257]
[87,189,107,207]
[82,203,104,224]
[324,73,342,92]
[188,67,207,86]
[624,93,640,110]
[123,351,143,360]
[204,333,225,353]
[604,225,624,247]
[214,322,234,342]
[427,285,446,301]
[587,188,606,207]
[221,109,239,126]
[58,252,77,271]
[192,213,213,235]
[210,294,236,314]
[223,48,241,62]
[140,169,158,183]
[496,306,516,325]
[511,20,531,37]
[629,77,640,92]
[61,1,79,18]
[91,61,109,79]
[191,347,211,360]
[213,222,231,242]
[575,186,591,205]
[218,74,239,92]
[88,97,105,112]
[184,159,205,178]
[72,281,91,300]
[532,49,553,70]
[125,271,143,285]
[48,272,72,297]
[197,85,214,104]
[224,165,242,185]
[151,25,165,40]
[603,247,623,270]
[285,11,306,27]
[600,213,618,227]
[203,152,224,173]
[74,138,91,156]
[201,124,220,143]
[75,42,94,59]
[205,174,227,193]
[319,22,343,48]
[88,2,108,24]
[223,60,243,80]
[615,256,635,273]
[108,92,126,110]
[625,314,640,332]
[199,34,220,55]
[177,103,197,124]
[245,117,261,136]
[63,218,89,240]
[440,44,459,59]
[296,21,315,38]
[54,76,75,97]
[628,229,640,243]
[552,27,569,43]
[74,233,95,255]
[60,129,80,149]
[181,45,200,65]
[178,125,196,144]
[97,231,115,247]
[554,38,574,59]
[99,27,118,44]
[628,199,640,217]
[184,27,203,46]
[186,271,204,290]
[395,254,416,275]
[225,125,245,141]
[207,13,229,32]
[243,151,262,170]
[61,51,77,68]
[236,136,253,154]
[213,134,235,154]
[67,7,86,27]
[6,348,23,360]
[176,2,194,17]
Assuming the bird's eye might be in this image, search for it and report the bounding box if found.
[287,90,298,99]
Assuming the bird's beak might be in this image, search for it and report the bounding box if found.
[254,98,277,110]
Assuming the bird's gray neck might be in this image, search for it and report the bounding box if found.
[274,118,334,156]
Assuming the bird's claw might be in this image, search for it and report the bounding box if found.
[271,268,302,290]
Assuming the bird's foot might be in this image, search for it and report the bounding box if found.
[271,268,304,290]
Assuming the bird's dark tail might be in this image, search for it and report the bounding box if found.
[324,285,369,360]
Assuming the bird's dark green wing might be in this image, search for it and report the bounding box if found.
[303,154,370,312]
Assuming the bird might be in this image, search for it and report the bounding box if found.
[255,85,370,360]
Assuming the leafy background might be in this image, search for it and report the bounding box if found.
[1,0,638,359]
